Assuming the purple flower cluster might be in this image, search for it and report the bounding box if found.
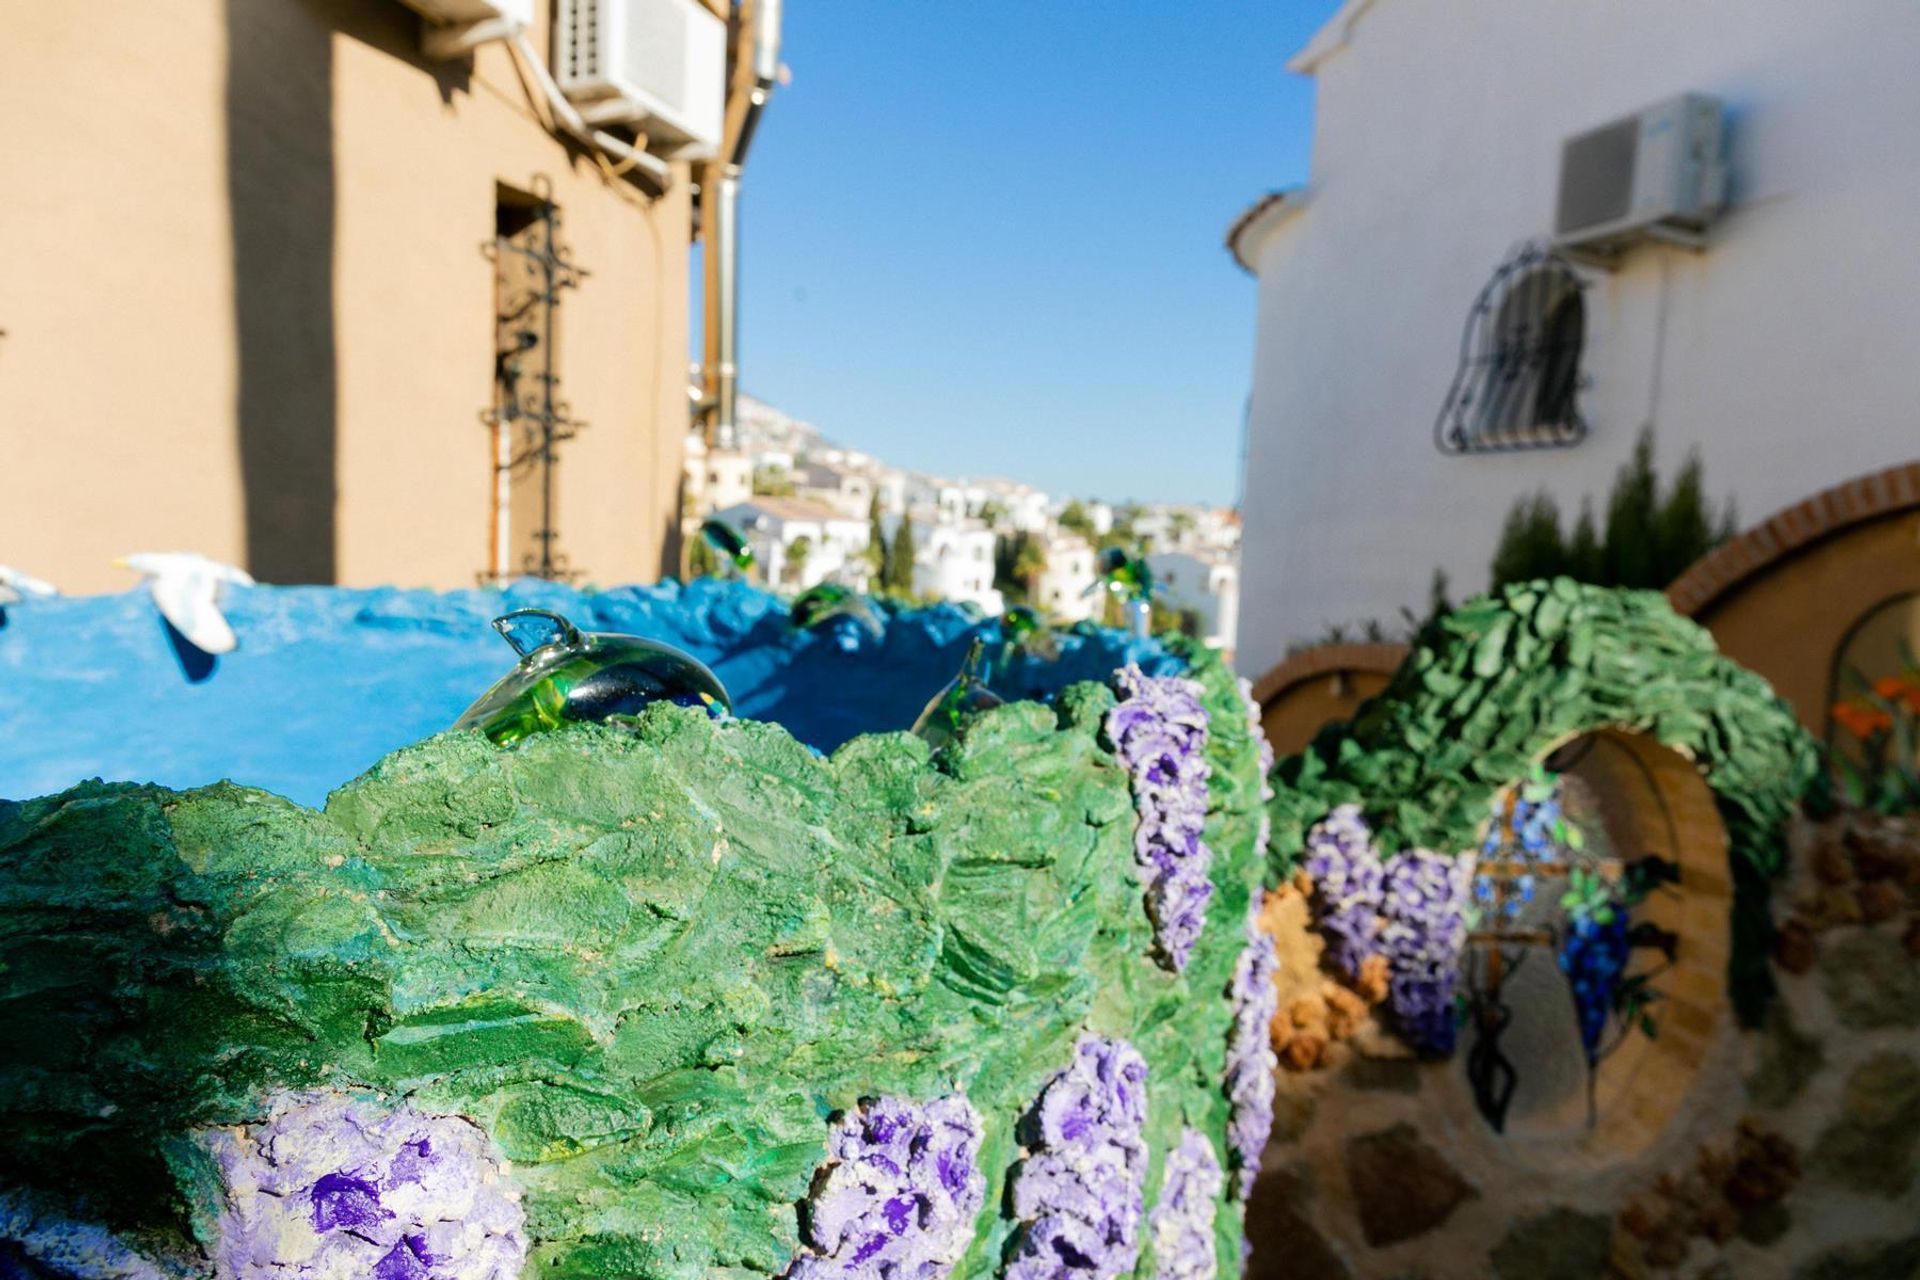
[1224,900,1279,1199]
[0,1193,169,1279]
[1301,805,1384,979]
[1148,1130,1223,1280]
[203,1091,525,1280]
[789,1095,986,1280]
[1006,1036,1150,1280]
[1379,848,1476,1055]
[1108,665,1216,972]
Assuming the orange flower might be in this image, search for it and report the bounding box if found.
[1870,674,1920,714]
[1833,700,1893,740]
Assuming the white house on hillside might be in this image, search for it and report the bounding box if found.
[1230,0,1920,681]
[794,461,873,521]
[1148,551,1240,654]
[713,497,870,592]
[909,521,1003,615]
[1036,534,1098,624]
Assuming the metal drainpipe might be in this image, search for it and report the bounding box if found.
[704,0,782,451]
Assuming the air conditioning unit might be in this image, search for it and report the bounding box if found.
[555,0,727,160]
[1554,94,1728,258]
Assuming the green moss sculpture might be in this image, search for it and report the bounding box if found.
[0,645,1270,1280]
[1267,578,1818,1025]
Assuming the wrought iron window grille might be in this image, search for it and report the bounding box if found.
[482,178,590,584]
[1435,244,1590,456]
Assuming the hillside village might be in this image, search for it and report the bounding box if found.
[683,394,1244,653]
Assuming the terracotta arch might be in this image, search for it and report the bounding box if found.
[1667,460,1920,735]
[1249,642,1410,760]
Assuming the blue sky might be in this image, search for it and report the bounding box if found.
[713,1,1342,508]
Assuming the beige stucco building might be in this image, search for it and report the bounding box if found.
[0,0,701,593]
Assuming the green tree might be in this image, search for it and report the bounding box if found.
[1059,500,1095,542]
[1567,498,1603,582]
[1654,451,1716,583]
[885,520,917,596]
[1484,427,1737,592]
[1012,533,1049,598]
[1601,428,1661,588]
[866,493,888,576]
[977,499,1007,531]
[753,467,796,497]
[784,535,812,586]
[686,527,718,579]
[992,534,1023,605]
[1490,491,1566,588]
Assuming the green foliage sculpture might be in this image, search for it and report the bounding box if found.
[1268,577,1818,1027]
[0,641,1272,1280]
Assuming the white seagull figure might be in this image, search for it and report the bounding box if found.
[117,553,256,654]
[0,565,58,606]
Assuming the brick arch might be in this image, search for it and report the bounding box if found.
[1250,642,1409,760]
[1667,460,1920,735]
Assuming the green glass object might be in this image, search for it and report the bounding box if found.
[1000,604,1060,661]
[911,637,1004,749]
[700,518,755,573]
[454,609,730,745]
[1090,547,1154,605]
[790,583,884,639]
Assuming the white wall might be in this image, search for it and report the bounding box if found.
[913,522,1003,613]
[1038,536,1098,623]
[1149,551,1240,650]
[1237,0,1920,680]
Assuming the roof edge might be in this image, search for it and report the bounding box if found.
[1225,187,1306,275]
[1667,459,1920,619]
[1286,0,1375,75]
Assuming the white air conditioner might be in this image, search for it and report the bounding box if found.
[1553,94,1728,258]
[555,0,727,160]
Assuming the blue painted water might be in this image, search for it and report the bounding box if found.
[0,578,1179,807]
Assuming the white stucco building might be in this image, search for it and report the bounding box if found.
[1231,0,1920,681]
[1148,551,1241,654]
[794,461,873,521]
[713,497,870,592]
[1035,533,1098,624]
[909,521,1003,615]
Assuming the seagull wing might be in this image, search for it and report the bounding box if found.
[151,569,238,654]
[0,566,58,598]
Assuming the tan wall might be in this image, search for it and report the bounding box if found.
[1692,509,1920,737]
[0,0,689,593]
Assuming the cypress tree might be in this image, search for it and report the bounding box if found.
[887,520,918,596]
[1491,490,1566,588]
[1567,498,1602,583]
[1654,450,1717,583]
[1602,428,1661,588]
[866,493,887,577]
